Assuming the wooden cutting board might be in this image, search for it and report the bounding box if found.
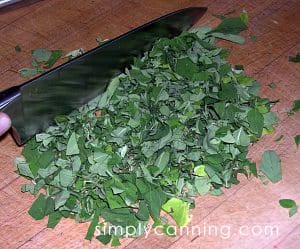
[0,0,299,248]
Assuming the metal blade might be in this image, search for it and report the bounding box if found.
[3,7,207,145]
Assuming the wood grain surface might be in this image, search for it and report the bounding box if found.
[0,0,299,248]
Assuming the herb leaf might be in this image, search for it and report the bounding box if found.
[260,150,282,183]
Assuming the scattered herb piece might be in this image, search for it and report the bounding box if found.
[96,36,110,45]
[15,45,21,52]
[275,135,284,142]
[288,52,300,63]
[250,34,257,42]
[288,99,300,116]
[240,10,248,24]
[268,82,277,89]
[19,48,64,78]
[235,64,244,70]
[44,50,64,68]
[64,48,85,59]
[211,15,248,34]
[260,150,282,183]
[295,135,300,148]
[18,67,40,78]
[279,199,298,217]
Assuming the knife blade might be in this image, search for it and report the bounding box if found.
[0,7,207,145]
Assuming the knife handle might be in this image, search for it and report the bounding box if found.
[0,86,21,111]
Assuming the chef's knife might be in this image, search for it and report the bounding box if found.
[0,7,207,145]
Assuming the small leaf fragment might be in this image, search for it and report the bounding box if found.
[295,135,300,148]
[47,212,63,228]
[260,150,282,183]
[162,198,190,227]
[288,52,300,63]
[288,100,300,115]
[28,193,47,220]
[279,199,298,217]
[15,45,21,52]
[66,132,79,156]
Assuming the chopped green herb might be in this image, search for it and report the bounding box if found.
[16,19,281,245]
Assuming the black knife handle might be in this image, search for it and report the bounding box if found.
[0,86,21,110]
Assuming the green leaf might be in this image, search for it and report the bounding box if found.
[288,52,300,63]
[44,50,64,68]
[96,234,111,245]
[275,135,284,142]
[54,190,70,209]
[111,236,121,247]
[66,132,79,156]
[240,10,249,24]
[47,211,63,228]
[263,112,278,129]
[210,188,224,196]
[136,200,150,221]
[21,184,34,193]
[175,57,199,80]
[32,48,52,62]
[247,109,264,136]
[250,34,257,42]
[260,150,282,183]
[186,151,201,161]
[162,198,190,227]
[288,99,300,115]
[248,162,258,177]
[295,135,300,148]
[18,67,39,78]
[233,127,250,146]
[268,82,277,89]
[194,165,208,177]
[212,17,247,34]
[279,199,296,208]
[15,45,21,52]
[64,48,84,59]
[194,177,211,196]
[28,193,47,220]
[212,33,245,44]
[15,157,34,178]
[289,205,298,217]
[22,140,54,176]
[59,169,75,187]
[220,131,236,143]
[154,151,170,176]
[279,199,298,217]
[85,209,100,240]
[145,188,167,219]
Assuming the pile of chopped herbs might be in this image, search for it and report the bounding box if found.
[16,15,285,246]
